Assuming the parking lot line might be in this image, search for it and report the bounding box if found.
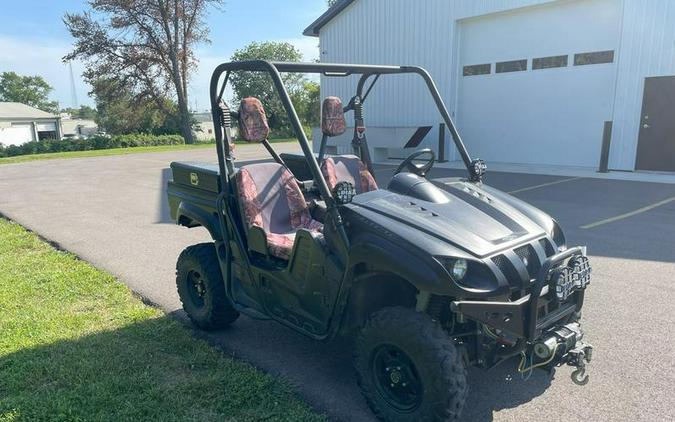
[581,195,675,229]
[507,177,582,194]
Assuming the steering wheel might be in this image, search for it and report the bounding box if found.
[394,148,436,177]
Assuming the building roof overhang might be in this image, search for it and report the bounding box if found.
[303,0,356,37]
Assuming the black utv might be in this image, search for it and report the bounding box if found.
[167,61,593,422]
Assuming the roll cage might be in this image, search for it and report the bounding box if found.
[209,61,482,253]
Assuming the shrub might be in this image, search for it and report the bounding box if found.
[0,134,185,158]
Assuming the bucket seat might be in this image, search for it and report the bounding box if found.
[318,96,378,194]
[235,97,323,260]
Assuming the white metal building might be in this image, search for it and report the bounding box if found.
[60,113,99,139]
[0,102,62,146]
[304,0,675,172]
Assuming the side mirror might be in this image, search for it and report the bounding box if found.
[333,181,356,205]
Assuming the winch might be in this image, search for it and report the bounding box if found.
[532,322,593,385]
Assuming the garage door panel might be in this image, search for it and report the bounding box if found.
[459,66,614,166]
[460,0,621,65]
[457,0,620,168]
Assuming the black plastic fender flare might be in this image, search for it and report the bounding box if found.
[330,234,449,336]
[176,202,223,241]
[346,233,448,295]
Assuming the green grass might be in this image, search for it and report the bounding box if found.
[0,219,323,422]
[0,138,297,165]
[0,144,214,165]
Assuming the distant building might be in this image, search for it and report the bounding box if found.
[0,102,61,146]
[60,114,98,138]
[193,111,240,141]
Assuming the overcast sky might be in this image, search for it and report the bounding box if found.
[0,0,325,110]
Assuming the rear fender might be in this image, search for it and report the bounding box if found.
[176,202,222,241]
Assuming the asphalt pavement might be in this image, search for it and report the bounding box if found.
[0,144,674,422]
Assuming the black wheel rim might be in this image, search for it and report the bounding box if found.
[187,270,206,308]
[371,344,424,412]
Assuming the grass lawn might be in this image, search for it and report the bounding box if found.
[0,219,322,422]
[0,138,296,166]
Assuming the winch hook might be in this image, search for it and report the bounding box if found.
[571,367,589,386]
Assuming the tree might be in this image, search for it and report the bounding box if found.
[92,78,181,135]
[61,105,98,120]
[230,41,306,135]
[293,81,320,129]
[64,0,221,143]
[0,72,59,113]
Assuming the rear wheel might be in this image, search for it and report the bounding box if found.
[354,307,467,422]
[176,243,239,330]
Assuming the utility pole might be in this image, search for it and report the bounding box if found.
[68,62,78,109]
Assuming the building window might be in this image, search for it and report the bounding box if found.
[463,64,491,76]
[496,59,528,73]
[533,55,568,70]
[574,50,614,66]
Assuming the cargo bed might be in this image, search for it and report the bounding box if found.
[167,162,221,226]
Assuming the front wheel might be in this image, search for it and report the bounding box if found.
[354,307,468,422]
[176,243,239,330]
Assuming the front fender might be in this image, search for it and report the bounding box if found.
[176,202,222,241]
[348,232,451,295]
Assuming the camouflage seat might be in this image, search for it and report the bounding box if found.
[235,97,323,260]
[318,96,378,194]
[321,155,378,194]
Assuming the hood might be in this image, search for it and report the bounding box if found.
[351,180,550,258]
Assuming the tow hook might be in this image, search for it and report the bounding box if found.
[568,341,593,386]
[571,367,588,385]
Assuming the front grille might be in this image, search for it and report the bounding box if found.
[492,254,520,285]
[492,239,576,332]
[492,238,552,287]
[539,238,556,257]
[514,244,541,280]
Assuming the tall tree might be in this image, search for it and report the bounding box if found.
[61,105,98,120]
[64,0,221,143]
[230,42,305,135]
[0,72,59,113]
[92,78,181,135]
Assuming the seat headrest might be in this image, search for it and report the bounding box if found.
[239,97,270,143]
[321,96,346,137]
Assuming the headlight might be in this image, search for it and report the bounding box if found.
[436,257,499,292]
[449,259,468,281]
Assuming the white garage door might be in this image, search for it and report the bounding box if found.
[0,124,33,146]
[457,0,621,167]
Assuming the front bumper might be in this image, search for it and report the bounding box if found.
[451,246,593,381]
[450,246,590,341]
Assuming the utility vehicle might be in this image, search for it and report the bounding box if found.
[167,61,593,422]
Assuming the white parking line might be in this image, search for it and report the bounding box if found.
[580,195,675,229]
[508,177,583,194]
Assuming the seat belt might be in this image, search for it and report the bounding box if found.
[350,96,376,176]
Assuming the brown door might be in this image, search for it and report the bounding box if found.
[635,76,675,172]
